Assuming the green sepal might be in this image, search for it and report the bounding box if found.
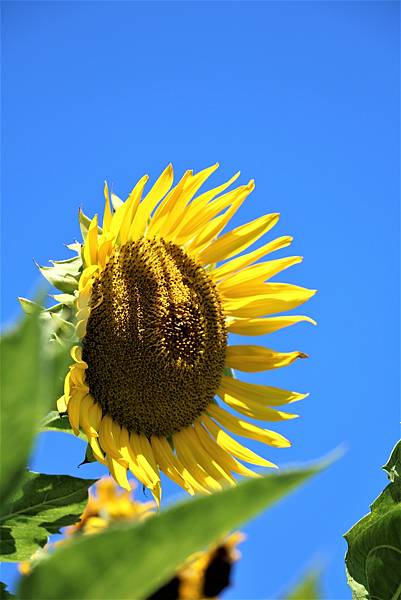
[79,444,96,466]
[79,208,103,241]
[52,293,76,307]
[38,255,82,294]
[17,298,41,314]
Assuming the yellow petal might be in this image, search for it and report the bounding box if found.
[83,215,99,267]
[195,421,262,478]
[187,193,249,257]
[173,431,220,493]
[57,395,67,413]
[207,404,291,448]
[151,436,194,494]
[80,395,102,438]
[118,428,151,489]
[212,235,293,281]
[179,427,235,486]
[176,180,250,247]
[226,315,317,336]
[173,171,241,243]
[119,175,149,244]
[97,232,115,269]
[107,456,130,491]
[129,164,174,239]
[202,414,277,468]
[194,421,242,475]
[217,387,298,421]
[67,389,87,435]
[187,179,255,256]
[78,265,98,291]
[161,164,220,240]
[219,375,308,407]
[89,436,107,465]
[99,415,123,459]
[146,170,193,237]
[225,345,307,372]
[102,182,112,232]
[197,210,278,266]
[218,256,303,296]
[70,345,87,367]
[129,433,160,488]
[222,283,317,318]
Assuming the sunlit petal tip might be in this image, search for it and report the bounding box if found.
[57,395,67,413]
[247,179,255,191]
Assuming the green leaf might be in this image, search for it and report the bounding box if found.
[283,568,322,599]
[0,582,15,599]
[0,304,72,508]
[344,440,401,600]
[1,306,48,506]
[18,453,337,600]
[0,472,95,562]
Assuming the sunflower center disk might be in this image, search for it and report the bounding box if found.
[83,238,227,438]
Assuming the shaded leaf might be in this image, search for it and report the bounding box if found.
[0,582,15,599]
[40,411,86,441]
[18,453,336,600]
[345,440,401,600]
[0,472,95,561]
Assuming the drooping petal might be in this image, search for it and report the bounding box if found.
[174,430,222,492]
[225,345,308,372]
[173,171,241,243]
[207,404,291,448]
[217,387,298,421]
[179,427,235,486]
[177,181,252,247]
[196,210,278,265]
[218,256,303,296]
[222,283,317,318]
[226,315,316,336]
[202,414,277,468]
[161,164,220,240]
[219,375,308,407]
[212,235,293,281]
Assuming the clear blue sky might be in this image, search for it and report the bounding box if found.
[2,2,399,598]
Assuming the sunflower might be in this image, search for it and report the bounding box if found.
[49,163,315,504]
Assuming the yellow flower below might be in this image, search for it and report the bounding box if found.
[53,163,315,504]
[20,478,243,600]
